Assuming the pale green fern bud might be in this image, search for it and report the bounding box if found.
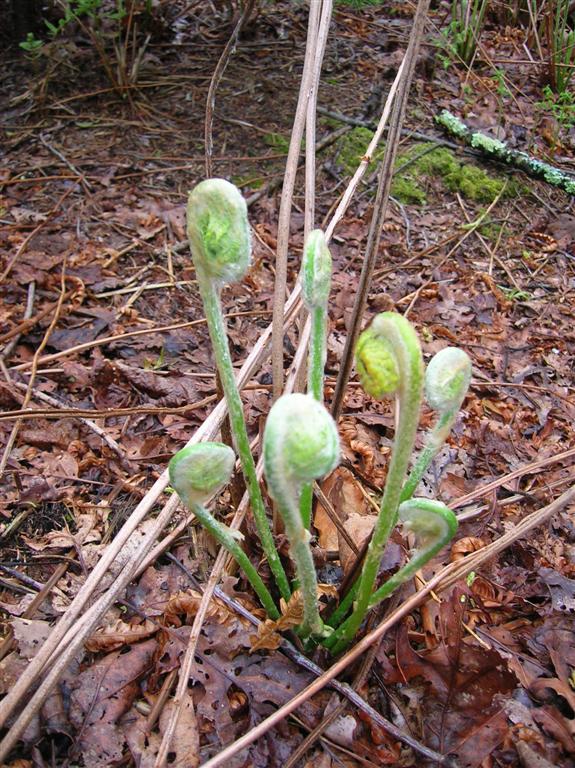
[187,178,251,285]
[264,393,340,490]
[355,327,400,399]
[425,347,472,412]
[169,442,235,505]
[301,229,332,310]
[399,497,458,551]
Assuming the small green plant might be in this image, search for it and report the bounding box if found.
[537,85,575,128]
[498,285,532,301]
[19,0,153,95]
[546,0,575,93]
[263,132,291,153]
[440,0,488,66]
[170,180,468,650]
[19,32,45,54]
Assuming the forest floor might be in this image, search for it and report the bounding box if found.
[0,2,574,767]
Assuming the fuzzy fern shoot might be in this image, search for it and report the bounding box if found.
[263,394,339,637]
[173,179,466,652]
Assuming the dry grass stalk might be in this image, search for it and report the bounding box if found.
[271,0,323,398]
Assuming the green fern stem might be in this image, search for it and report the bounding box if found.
[328,499,457,653]
[197,269,291,603]
[264,394,339,638]
[189,498,279,620]
[325,313,424,653]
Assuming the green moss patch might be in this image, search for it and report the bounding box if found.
[335,128,514,205]
[394,143,511,204]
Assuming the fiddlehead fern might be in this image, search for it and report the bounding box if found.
[301,228,332,401]
[169,443,280,620]
[263,393,339,638]
[328,498,457,654]
[400,347,471,503]
[368,498,458,605]
[326,312,424,652]
[187,179,290,602]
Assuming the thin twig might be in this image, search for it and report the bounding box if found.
[9,309,272,372]
[153,480,255,767]
[39,134,94,193]
[204,0,256,178]
[0,262,67,479]
[0,395,217,422]
[9,381,128,463]
[0,282,35,361]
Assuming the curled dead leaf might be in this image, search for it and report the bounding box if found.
[250,591,304,652]
[164,590,227,627]
[250,585,337,651]
[451,536,485,561]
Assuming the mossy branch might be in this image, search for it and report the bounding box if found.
[436,109,575,196]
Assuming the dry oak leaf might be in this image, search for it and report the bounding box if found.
[318,466,371,569]
[250,591,304,652]
[85,618,158,652]
[164,589,228,627]
[451,536,486,561]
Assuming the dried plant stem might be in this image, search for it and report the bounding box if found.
[304,0,333,237]
[331,0,430,419]
[0,395,217,422]
[284,640,381,768]
[153,492,249,768]
[324,62,405,242]
[200,484,575,768]
[0,495,179,761]
[205,0,256,177]
[156,458,265,766]
[271,0,322,398]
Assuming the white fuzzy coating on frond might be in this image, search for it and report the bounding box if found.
[169,442,235,505]
[425,347,471,412]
